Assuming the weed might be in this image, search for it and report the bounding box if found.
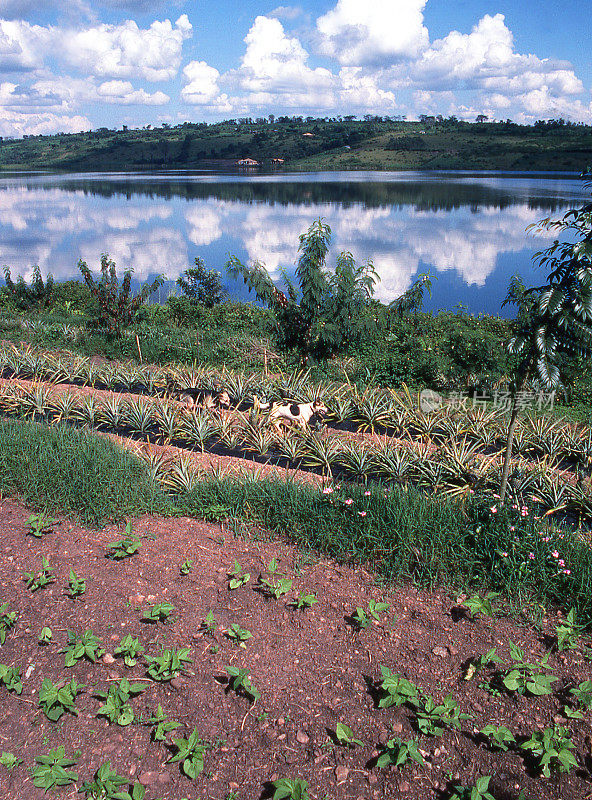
[352,600,390,628]
[38,676,84,721]
[199,611,217,636]
[519,725,578,777]
[459,592,499,619]
[415,694,471,737]
[225,666,261,703]
[0,602,17,644]
[293,591,317,610]
[501,642,558,696]
[38,626,52,645]
[145,647,192,681]
[26,512,57,538]
[569,679,592,709]
[225,623,252,646]
[23,557,55,592]
[0,664,22,694]
[80,761,145,800]
[228,560,250,589]
[113,635,145,667]
[95,678,145,726]
[167,727,207,779]
[31,745,79,792]
[0,752,21,771]
[334,722,363,747]
[180,558,193,575]
[62,629,104,667]
[448,776,496,800]
[376,737,424,769]
[377,666,420,708]
[142,602,176,623]
[67,569,86,598]
[556,607,582,651]
[143,704,181,742]
[479,724,516,752]
[106,521,141,559]
[270,778,310,800]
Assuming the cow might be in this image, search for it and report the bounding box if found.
[268,399,328,432]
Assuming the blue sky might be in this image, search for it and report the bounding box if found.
[0,0,590,138]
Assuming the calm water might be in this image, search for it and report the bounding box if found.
[0,170,587,316]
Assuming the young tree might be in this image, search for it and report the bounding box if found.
[177,258,226,307]
[226,219,377,363]
[2,265,54,311]
[499,169,592,501]
[78,254,164,338]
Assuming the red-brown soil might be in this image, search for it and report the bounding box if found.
[0,498,591,800]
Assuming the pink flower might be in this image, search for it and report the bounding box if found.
[512,504,518,510]
[552,550,559,558]
[562,569,571,576]
[364,491,371,496]
[521,508,528,517]
[490,506,498,514]
[558,559,565,567]
[334,485,341,490]
[344,498,353,506]
[494,494,500,499]
[358,511,367,517]
[500,551,508,558]
[528,552,535,560]
[322,487,333,495]
[510,526,515,532]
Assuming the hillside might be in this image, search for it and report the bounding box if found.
[1,116,591,172]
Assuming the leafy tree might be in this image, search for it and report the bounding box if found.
[389,273,434,318]
[1,265,54,311]
[227,219,377,362]
[177,257,226,308]
[78,254,164,338]
[500,169,592,501]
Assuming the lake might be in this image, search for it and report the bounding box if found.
[0,170,588,316]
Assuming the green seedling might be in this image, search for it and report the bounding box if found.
[23,557,55,592]
[415,694,471,737]
[225,624,252,646]
[199,611,218,636]
[459,592,499,619]
[563,704,584,720]
[519,725,578,778]
[144,704,181,742]
[80,761,145,800]
[145,647,192,681]
[31,745,79,792]
[569,679,592,709]
[368,599,390,619]
[106,521,141,559]
[271,778,310,800]
[376,736,425,769]
[351,600,389,628]
[0,603,17,644]
[479,724,516,752]
[180,559,193,575]
[142,602,176,622]
[448,776,496,800]
[351,607,370,628]
[0,752,21,771]
[38,627,52,645]
[377,665,420,708]
[463,647,503,681]
[167,727,206,779]
[501,642,558,696]
[334,722,363,747]
[556,608,583,651]
[0,664,23,695]
[62,629,104,667]
[113,635,145,667]
[258,558,293,599]
[228,560,250,589]
[26,513,57,538]
[67,569,86,598]
[225,666,260,703]
[293,591,317,610]
[95,678,145,726]
[38,676,84,721]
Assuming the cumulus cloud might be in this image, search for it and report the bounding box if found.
[181,60,231,112]
[269,6,303,21]
[97,80,169,105]
[0,19,51,72]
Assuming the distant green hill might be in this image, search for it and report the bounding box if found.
[1,116,591,172]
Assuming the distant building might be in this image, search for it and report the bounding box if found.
[235,158,260,166]
[302,132,315,137]
[271,158,285,164]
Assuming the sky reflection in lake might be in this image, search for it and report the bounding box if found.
[0,171,587,316]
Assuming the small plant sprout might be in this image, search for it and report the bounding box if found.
[95,678,145,726]
[142,602,176,623]
[167,727,207,779]
[31,745,79,792]
[0,602,17,644]
[480,724,516,752]
[113,634,145,667]
[0,664,22,695]
[144,704,181,742]
[180,558,193,575]
[293,591,317,610]
[23,557,55,592]
[38,627,52,645]
[377,666,420,708]
[334,722,363,747]
[145,647,192,682]
[519,725,578,778]
[459,591,499,619]
[271,777,310,800]
[225,666,261,703]
[38,676,84,721]
[26,512,57,538]
[67,569,86,598]
[352,600,390,629]
[556,607,583,651]
[80,760,145,800]
[62,629,104,667]
[0,752,21,771]
[448,776,496,800]
[106,521,141,560]
[376,737,425,769]
[502,642,558,696]
[351,607,370,629]
[569,679,592,709]
[258,559,293,599]
[199,610,218,636]
[228,560,250,589]
[463,647,503,681]
[225,623,252,646]
[415,694,471,737]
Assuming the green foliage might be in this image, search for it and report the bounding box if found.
[95,678,145,726]
[67,569,86,598]
[271,778,310,800]
[334,722,363,747]
[377,666,420,709]
[258,559,292,598]
[23,557,55,592]
[0,664,22,694]
[0,602,17,644]
[177,258,226,308]
[167,727,206,779]
[228,560,250,589]
[376,737,424,769]
[448,776,496,800]
[415,693,471,737]
[106,521,141,559]
[38,627,52,645]
[294,591,317,610]
[479,724,516,752]
[113,635,145,667]
[26,512,57,537]
[199,611,218,636]
[78,254,164,338]
[180,558,193,575]
[2,264,54,311]
[38,677,84,721]
[31,746,79,792]
[463,648,503,681]
[142,602,175,622]
[62,629,104,667]
[0,752,21,771]
[144,704,181,742]
[145,647,192,681]
[389,273,433,317]
[501,642,558,696]
[569,679,592,709]
[555,607,582,651]
[80,761,145,800]
[459,591,499,619]
[352,599,390,628]
[225,666,261,703]
[519,725,578,778]
[225,623,252,644]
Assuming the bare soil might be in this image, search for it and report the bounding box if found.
[0,499,591,800]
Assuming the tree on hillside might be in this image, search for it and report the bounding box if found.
[226,219,378,363]
[499,169,592,502]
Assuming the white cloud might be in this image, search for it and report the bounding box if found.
[0,19,51,72]
[270,6,303,21]
[97,80,169,105]
[181,61,231,112]
[316,0,429,66]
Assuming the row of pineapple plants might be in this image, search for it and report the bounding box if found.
[0,380,590,522]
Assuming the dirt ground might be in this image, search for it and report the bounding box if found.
[0,498,591,799]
